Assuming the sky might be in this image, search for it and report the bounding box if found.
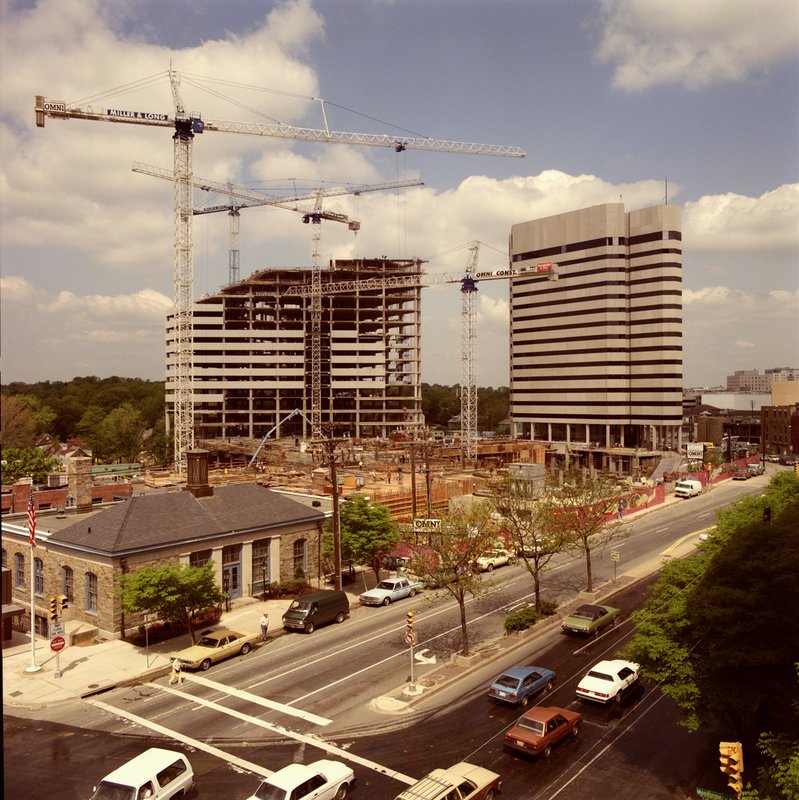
[1,0,797,390]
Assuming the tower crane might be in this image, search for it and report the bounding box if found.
[284,249,558,464]
[134,163,422,431]
[35,69,525,473]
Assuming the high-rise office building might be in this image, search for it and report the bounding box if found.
[508,203,682,462]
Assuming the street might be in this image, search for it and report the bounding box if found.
[3,479,764,799]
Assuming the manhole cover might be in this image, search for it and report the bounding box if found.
[87,683,100,689]
[9,690,22,697]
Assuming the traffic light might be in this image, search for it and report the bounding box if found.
[59,594,69,612]
[719,741,744,797]
[406,610,415,631]
[49,595,59,622]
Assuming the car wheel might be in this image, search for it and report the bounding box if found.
[571,722,580,737]
[335,612,345,624]
[615,689,624,704]
[485,791,495,800]
[487,564,494,572]
[240,642,251,655]
[334,783,349,800]
[304,622,315,634]
[520,695,529,708]
[408,589,416,598]
[611,616,618,627]
[545,680,554,693]
[382,597,391,606]
[200,658,211,671]
[542,744,552,758]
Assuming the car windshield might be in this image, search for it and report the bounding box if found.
[376,581,394,589]
[252,781,287,800]
[518,718,545,735]
[587,670,612,681]
[495,675,520,690]
[197,636,220,648]
[90,781,136,800]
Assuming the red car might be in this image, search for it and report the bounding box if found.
[503,706,582,758]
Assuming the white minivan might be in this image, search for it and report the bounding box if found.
[90,748,194,799]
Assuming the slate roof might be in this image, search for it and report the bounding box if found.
[50,484,325,557]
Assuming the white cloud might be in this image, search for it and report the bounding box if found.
[595,0,799,90]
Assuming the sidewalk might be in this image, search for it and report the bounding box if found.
[3,494,690,713]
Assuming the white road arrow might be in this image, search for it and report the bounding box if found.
[414,648,437,665]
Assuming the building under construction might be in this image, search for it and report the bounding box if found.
[166,258,425,443]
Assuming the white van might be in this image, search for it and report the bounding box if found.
[675,479,702,498]
[90,748,194,799]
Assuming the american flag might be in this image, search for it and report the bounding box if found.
[27,487,37,548]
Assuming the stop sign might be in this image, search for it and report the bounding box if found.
[50,635,66,652]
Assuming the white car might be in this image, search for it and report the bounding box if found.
[475,549,516,572]
[576,659,639,704]
[359,577,423,606]
[246,760,354,800]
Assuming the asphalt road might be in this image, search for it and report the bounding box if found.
[3,476,768,799]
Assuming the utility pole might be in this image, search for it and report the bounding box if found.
[317,424,344,591]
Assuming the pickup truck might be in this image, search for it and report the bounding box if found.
[359,577,422,606]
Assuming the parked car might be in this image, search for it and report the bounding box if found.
[359,577,423,606]
[488,665,556,707]
[175,629,259,671]
[503,706,582,758]
[395,762,501,800]
[475,549,516,571]
[732,469,751,480]
[576,659,640,704]
[246,760,354,800]
[561,603,620,636]
[747,463,766,476]
[675,479,702,498]
[90,748,194,800]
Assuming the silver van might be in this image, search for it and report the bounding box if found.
[282,589,349,634]
[90,748,194,799]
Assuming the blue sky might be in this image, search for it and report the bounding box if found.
[1,0,797,389]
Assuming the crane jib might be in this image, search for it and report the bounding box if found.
[107,109,169,122]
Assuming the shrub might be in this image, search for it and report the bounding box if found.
[504,606,542,633]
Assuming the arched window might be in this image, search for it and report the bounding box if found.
[85,572,98,612]
[33,557,44,595]
[14,553,25,588]
[61,566,74,603]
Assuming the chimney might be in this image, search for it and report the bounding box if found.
[185,449,214,498]
[67,456,93,513]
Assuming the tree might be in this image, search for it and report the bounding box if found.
[117,562,226,643]
[623,472,799,735]
[0,394,38,447]
[540,468,626,592]
[0,447,60,484]
[406,502,498,657]
[334,495,399,582]
[100,403,146,462]
[488,472,570,612]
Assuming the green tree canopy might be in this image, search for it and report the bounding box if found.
[0,447,60,484]
[624,471,799,735]
[117,562,226,643]
[327,495,399,581]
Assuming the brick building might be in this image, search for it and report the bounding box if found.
[1,451,327,641]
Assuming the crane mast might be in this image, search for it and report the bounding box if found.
[461,242,480,464]
[35,71,525,473]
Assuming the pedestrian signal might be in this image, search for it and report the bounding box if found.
[406,610,415,631]
[719,741,744,797]
[49,595,59,622]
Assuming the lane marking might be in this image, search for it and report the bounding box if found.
[660,528,712,556]
[87,699,274,779]
[150,684,417,785]
[184,674,332,726]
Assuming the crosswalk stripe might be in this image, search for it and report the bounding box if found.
[183,673,332,726]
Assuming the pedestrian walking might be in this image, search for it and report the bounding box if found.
[169,657,183,685]
[260,612,269,642]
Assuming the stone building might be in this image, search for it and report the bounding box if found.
[1,451,327,641]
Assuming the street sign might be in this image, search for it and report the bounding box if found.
[413,518,441,533]
[50,636,66,652]
[405,630,417,646]
[50,621,65,637]
[610,550,620,561]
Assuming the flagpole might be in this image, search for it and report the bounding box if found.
[25,482,41,673]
